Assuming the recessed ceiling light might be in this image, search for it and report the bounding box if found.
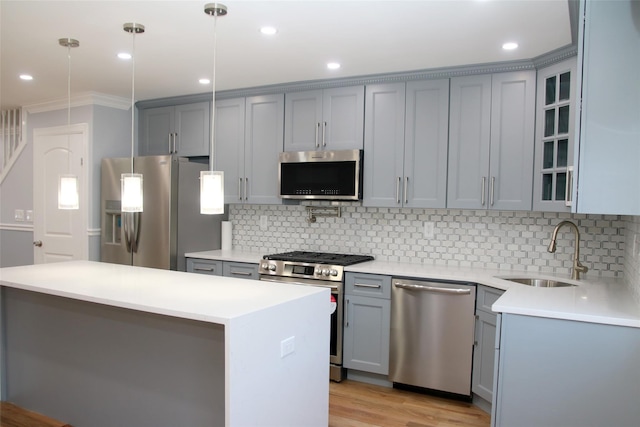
[327,62,341,70]
[118,52,132,59]
[199,78,211,85]
[19,74,33,81]
[502,42,518,50]
[260,26,277,35]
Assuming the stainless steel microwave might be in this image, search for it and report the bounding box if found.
[278,149,363,201]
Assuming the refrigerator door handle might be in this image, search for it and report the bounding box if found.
[123,212,133,253]
[130,212,141,253]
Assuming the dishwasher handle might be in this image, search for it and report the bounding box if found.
[393,281,471,295]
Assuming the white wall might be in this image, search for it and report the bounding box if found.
[623,216,640,303]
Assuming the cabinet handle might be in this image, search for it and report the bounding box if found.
[345,298,349,327]
[490,176,495,206]
[396,177,401,204]
[238,178,243,201]
[244,177,248,201]
[404,176,409,204]
[315,122,320,148]
[230,271,252,277]
[354,283,381,289]
[565,166,574,207]
[322,121,327,147]
[194,267,214,272]
[481,177,486,206]
[168,133,172,153]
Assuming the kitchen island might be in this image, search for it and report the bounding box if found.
[0,261,330,427]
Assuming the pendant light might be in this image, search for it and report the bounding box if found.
[200,3,227,215]
[57,37,80,210]
[121,23,145,213]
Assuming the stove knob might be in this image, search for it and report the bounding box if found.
[330,269,338,277]
[315,267,323,276]
[322,269,330,276]
[268,264,276,271]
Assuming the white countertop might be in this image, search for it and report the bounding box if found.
[185,250,640,328]
[0,260,326,325]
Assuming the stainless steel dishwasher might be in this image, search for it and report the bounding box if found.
[389,277,476,397]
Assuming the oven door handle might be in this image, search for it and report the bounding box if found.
[259,276,339,290]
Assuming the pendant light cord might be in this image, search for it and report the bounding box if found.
[130,28,136,175]
[66,42,72,172]
[209,10,218,173]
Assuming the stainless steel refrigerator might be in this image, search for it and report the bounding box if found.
[100,155,227,271]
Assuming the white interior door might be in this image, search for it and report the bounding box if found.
[33,124,88,264]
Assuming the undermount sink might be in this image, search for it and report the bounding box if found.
[502,278,577,288]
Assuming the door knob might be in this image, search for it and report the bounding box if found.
[33,240,43,247]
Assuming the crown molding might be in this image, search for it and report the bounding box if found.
[24,92,130,114]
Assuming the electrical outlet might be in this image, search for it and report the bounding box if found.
[280,336,295,358]
[260,215,268,231]
[14,209,24,222]
[423,222,434,239]
[25,210,33,222]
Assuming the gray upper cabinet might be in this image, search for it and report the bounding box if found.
[448,72,535,210]
[215,94,283,204]
[363,80,449,208]
[139,102,210,157]
[574,0,640,215]
[284,86,365,151]
[532,58,577,212]
[214,97,246,205]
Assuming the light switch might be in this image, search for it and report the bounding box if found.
[25,210,33,222]
[14,209,24,222]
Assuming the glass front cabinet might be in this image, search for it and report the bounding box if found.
[533,57,577,212]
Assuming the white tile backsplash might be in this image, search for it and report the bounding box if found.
[229,204,626,279]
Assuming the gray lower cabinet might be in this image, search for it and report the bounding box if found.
[493,313,640,427]
[186,258,222,276]
[186,258,258,279]
[284,86,364,151]
[343,273,391,375]
[448,71,535,210]
[472,285,503,404]
[222,261,259,280]
[215,94,284,204]
[363,79,449,208]
[139,102,210,157]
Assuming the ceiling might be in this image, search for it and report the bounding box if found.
[0,0,572,110]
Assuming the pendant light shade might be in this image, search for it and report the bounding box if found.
[121,173,144,212]
[121,23,145,213]
[58,174,79,210]
[200,170,224,214]
[200,3,227,215]
[57,37,80,210]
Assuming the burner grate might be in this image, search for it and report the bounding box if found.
[263,251,374,266]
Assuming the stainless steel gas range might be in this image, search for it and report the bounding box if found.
[258,251,374,382]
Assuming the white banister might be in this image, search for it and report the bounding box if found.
[0,108,25,183]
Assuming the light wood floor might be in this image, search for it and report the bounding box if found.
[329,380,491,427]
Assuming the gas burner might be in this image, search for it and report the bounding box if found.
[263,251,374,266]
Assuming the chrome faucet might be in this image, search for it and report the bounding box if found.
[547,220,588,280]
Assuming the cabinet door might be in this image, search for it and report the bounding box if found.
[223,262,258,280]
[343,295,391,375]
[576,0,640,215]
[322,86,365,150]
[175,102,210,157]
[284,90,322,151]
[215,98,246,204]
[472,309,497,402]
[533,58,577,212]
[447,75,492,209]
[404,79,449,208]
[244,94,284,204]
[139,106,174,156]
[489,71,535,211]
[363,83,406,207]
